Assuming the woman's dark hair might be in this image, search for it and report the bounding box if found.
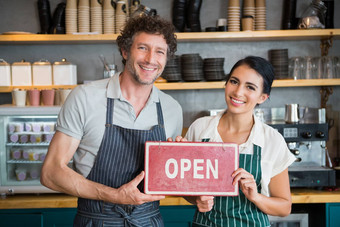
[116,15,177,65]
[226,56,275,95]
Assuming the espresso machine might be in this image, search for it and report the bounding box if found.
[257,106,336,188]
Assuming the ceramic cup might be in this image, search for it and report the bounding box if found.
[28,89,41,106]
[41,89,55,106]
[12,89,27,106]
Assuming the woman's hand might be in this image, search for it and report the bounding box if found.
[232,168,260,203]
[196,196,214,212]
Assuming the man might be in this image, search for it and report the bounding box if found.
[41,15,183,226]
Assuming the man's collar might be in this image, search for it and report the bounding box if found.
[106,72,159,103]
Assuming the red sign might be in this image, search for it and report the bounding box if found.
[144,141,239,196]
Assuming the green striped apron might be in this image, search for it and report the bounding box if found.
[192,144,270,227]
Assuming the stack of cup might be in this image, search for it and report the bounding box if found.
[242,16,254,31]
[227,0,240,32]
[41,89,55,106]
[28,89,41,106]
[12,89,27,107]
[304,56,314,79]
[289,57,305,80]
[91,0,103,34]
[116,1,127,34]
[59,88,72,105]
[335,56,340,78]
[65,0,78,34]
[103,0,115,34]
[78,0,90,33]
[243,0,255,30]
[322,56,337,79]
[255,0,266,30]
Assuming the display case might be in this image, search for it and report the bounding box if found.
[0,105,62,195]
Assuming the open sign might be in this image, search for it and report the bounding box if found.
[144,141,239,196]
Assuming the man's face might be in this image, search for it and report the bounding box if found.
[123,32,168,85]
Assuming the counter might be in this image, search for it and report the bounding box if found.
[1,188,340,209]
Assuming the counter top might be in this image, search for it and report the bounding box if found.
[1,188,340,209]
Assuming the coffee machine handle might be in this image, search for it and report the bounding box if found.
[290,149,300,156]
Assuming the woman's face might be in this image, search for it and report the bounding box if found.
[225,64,268,115]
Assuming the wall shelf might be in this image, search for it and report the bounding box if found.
[1,79,340,93]
[155,79,340,90]
[0,29,339,44]
[0,85,76,93]
[1,29,339,96]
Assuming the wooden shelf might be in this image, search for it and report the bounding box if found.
[0,34,118,45]
[1,79,339,93]
[155,79,340,90]
[272,78,340,87]
[176,29,340,42]
[0,85,76,93]
[0,29,339,44]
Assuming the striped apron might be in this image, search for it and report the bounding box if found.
[74,98,166,227]
[193,144,270,227]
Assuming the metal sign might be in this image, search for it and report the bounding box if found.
[144,141,239,196]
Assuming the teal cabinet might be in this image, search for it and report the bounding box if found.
[0,213,43,227]
[2,203,340,226]
[0,208,76,227]
[0,206,196,227]
[326,203,340,227]
[43,209,77,227]
[160,205,196,227]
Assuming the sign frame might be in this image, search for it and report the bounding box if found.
[144,141,239,196]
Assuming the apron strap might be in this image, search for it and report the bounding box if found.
[106,98,114,125]
[106,98,164,127]
[155,102,164,126]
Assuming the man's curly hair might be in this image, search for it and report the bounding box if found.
[116,15,177,65]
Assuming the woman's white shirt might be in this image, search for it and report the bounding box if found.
[185,110,296,196]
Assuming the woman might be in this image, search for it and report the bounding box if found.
[180,56,296,226]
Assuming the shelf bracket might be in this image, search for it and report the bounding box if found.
[320,86,333,108]
[320,33,333,56]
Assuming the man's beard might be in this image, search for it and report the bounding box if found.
[126,60,162,85]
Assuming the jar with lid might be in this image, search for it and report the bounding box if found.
[52,58,77,85]
[0,59,11,86]
[11,60,32,86]
[32,59,52,85]
[298,0,326,29]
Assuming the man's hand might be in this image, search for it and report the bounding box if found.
[116,171,165,205]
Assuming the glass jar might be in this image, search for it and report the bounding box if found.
[298,0,326,29]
